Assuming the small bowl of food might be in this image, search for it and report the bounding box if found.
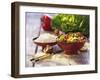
[57,32,86,55]
[33,33,57,50]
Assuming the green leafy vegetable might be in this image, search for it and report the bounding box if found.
[52,14,89,37]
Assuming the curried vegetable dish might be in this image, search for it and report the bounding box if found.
[57,32,86,43]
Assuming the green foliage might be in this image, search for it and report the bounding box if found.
[52,14,89,37]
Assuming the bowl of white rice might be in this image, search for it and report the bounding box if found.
[33,33,57,48]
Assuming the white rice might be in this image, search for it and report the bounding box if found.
[34,33,57,43]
